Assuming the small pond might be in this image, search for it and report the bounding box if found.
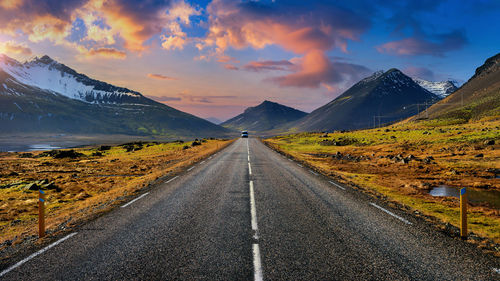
[429,185,500,210]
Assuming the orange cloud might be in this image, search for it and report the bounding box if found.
[224,64,238,70]
[0,41,32,55]
[86,47,126,59]
[147,73,178,80]
[269,49,370,89]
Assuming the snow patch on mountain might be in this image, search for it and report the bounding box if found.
[412,78,458,98]
[0,54,142,103]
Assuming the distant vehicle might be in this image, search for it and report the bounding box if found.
[241,131,248,138]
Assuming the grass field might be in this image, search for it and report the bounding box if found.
[264,118,500,253]
[0,138,233,250]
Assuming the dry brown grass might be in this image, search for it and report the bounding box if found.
[0,139,233,248]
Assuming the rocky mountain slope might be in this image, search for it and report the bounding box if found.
[222,100,307,132]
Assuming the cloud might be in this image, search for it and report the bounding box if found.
[85,47,126,59]
[0,41,32,55]
[147,73,178,80]
[0,0,86,43]
[243,60,294,72]
[224,64,239,70]
[178,91,237,103]
[145,95,181,102]
[268,49,371,88]
[403,66,435,80]
[377,31,467,57]
[200,0,370,88]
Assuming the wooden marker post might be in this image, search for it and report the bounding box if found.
[38,189,45,238]
[460,188,467,239]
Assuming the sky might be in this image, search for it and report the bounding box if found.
[0,0,499,121]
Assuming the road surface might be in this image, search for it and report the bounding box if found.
[1,138,499,280]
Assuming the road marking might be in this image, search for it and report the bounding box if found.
[249,181,259,239]
[328,180,346,190]
[370,203,412,225]
[248,155,250,162]
[310,170,318,176]
[253,243,264,281]
[200,160,205,164]
[288,158,293,162]
[187,166,195,171]
[121,193,149,208]
[165,176,178,184]
[0,232,78,278]
[248,162,252,175]
[297,164,303,167]
[208,156,212,159]
[493,268,500,274]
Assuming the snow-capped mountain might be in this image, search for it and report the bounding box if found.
[0,54,146,104]
[290,69,441,131]
[412,78,458,98]
[0,54,230,137]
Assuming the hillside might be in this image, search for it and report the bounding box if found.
[0,54,230,138]
[222,100,307,132]
[417,52,500,121]
[290,69,440,131]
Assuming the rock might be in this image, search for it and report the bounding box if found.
[474,153,484,158]
[21,182,39,191]
[183,145,190,150]
[484,140,495,145]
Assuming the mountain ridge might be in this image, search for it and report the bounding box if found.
[222,100,307,132]
[289,68,440,131]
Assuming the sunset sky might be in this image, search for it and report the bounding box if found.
[1,0,499,121]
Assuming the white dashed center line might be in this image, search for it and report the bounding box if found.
[0,232,78,278]
[370,203,412,225]
[248,162,252,175]
[310,170,318,176]
[187,166,195,171]
[253,243,264,281]
[121,193,149,208]
[297,164,303,167]
[249,181,259,238]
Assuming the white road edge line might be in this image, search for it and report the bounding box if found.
[249,181,259,238]
[328,180,346,190]
[248,162,252,175]
[187,166,195,171]
[165,176,178,184]
[370,202,412,225]
[121,193,149,208]
[0,232,78,278]
[310,170,318,176]
[253,243,264,281]
[297,164,303,167]
[200,160,205,164]
[248,155,250,162]
[288,158,293,162]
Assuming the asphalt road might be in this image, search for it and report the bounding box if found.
[1,138,499,280]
